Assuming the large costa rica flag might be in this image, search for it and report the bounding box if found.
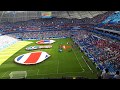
[14,52,50,65]
[36,40,55,44]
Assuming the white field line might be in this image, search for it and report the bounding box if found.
[57,59,59,74]
[1,69,84,79]
[1,71,9,79]
[37,71,84,75]
[37,69,39,75]
[52,42,59,74]
[71,47,85,71]
[29,70,85,77]
[82,56,93,73]
[27,71,85,79]
[46,41,59,74]
[23,71,85,79]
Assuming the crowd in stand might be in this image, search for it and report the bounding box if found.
[97,23,120,31]
[7,30,71,40]
[72,30,120,73]
[100,68,120,79]
[0,11,114,35]
[97,11,120,31]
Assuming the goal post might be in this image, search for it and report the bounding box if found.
[9,71,27,79]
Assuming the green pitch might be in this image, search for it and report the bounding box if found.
[0,38,101,79]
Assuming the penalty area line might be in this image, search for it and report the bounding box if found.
[57,59,59,74]
[0,71,9,79]
[71,47,85,71]
[29,71,85,77]
[82,56,93,73]
[37,69,40,75]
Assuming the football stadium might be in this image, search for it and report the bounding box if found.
[0,11,120,79]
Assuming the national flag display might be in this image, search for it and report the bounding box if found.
[36,40,55,44]
[26,46,39,50]
[14,52,50,65]
[26,45,52,50]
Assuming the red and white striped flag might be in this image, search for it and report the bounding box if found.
[15,52,50,65]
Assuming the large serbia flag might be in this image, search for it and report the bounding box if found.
[36,40,55,44]
[14,52,50,65]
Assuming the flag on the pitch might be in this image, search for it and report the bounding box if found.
[14,52,50,64]
[36,40,55,44]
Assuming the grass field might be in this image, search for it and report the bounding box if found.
[0,38,101,79]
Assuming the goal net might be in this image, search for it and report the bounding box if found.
[9,71,27,79]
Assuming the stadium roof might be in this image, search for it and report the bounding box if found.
[0,11,108,23]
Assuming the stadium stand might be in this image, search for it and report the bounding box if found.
[0,11,120,79]
[71,30,120,73]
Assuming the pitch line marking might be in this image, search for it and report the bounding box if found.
[74,45,94,73]
[28,71,85,78]
[50,43,59,74]
[57,59,59,74]
[28,70,85,77]
[71,47,85,71]
[37,69,40,75]
[37,71,85,75]
[82,56,93,73]
[0,66,85,79]
[1,71,9,79]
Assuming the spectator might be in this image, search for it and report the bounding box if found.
[101,68,111,79]
[113,71,120,79]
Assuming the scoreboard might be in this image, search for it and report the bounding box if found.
[41,11,52,18]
